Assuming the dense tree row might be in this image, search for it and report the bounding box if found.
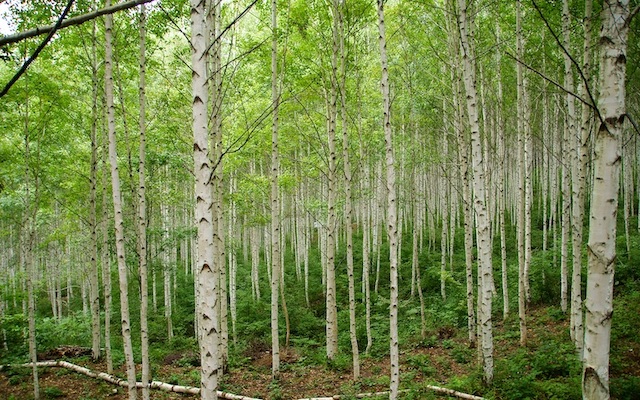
[0,1,638,399]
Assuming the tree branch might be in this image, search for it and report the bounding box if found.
[529,0,604,126]
[0,0,155,47]
[205,0,259,55]
[0,0,75,98]
[504,51,592,109]
[623,112,640,148]
[626,5,640,28]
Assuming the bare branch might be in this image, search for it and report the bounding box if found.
[0,0,155,47]
[530,0,603,126]
[205,0,259,55]
[0,0,75,98]
[504,51,592,110]
[626,5,640,27]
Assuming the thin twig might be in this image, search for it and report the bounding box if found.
[529,0,604,127]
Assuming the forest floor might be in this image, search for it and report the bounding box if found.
[1,306,639,400]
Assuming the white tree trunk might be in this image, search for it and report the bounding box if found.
[270,0,281,378]
[23,111,40,400]
[191,0,219,397]
[334,0,360,379]
[583,1,631,398]
[138,6,150,398]
[105,2,137,397]
[562,0,576,318]
[207,0,226,375]
[523,77,532,304]
[377,2,399,397]
[571,0,594,357]
[228,176,238,343]
[250,223,261,301]
[457,0,493,384]
[495,23,508,320]
[325,1,339,360]
[516,0,527,347]
[101,119,113,375]
[89,11,101,361]
[440,135,449,301]
[360,147,373,353]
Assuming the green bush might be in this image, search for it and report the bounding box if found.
[405,353,437,377]
[612,291,640,341]
[451,344,473,364]
[0,314,28,361]
[611,376,640,400]
[43,386,65,399]
[36,314,92,350]
[531,341,579,379]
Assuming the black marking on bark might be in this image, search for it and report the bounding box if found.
[599,36,614,46]
[583,366,607,397]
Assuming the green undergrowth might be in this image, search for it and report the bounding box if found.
[2,209,640,399]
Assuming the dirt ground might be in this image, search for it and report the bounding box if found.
[0,348,450,400]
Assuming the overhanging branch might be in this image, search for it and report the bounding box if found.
[0,0,75,98]
[0,0,156,47]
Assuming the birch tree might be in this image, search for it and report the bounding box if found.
[270,0,281,378]
[457,0,494,384]
[448,5,475,346]
[325,0,339,361]
[105,2,137,397]
[101,116,114,375]
[516,0,527,346]
[23,92,40,400]
[191,0,219,397]
[495,22,508,320]
[561,0,575,316]
[570,0,594,357]
[377,1,399,397]
[137,5,151,398]
[89,9,101,361]
[583,1,634,398]
[334,0,360,378]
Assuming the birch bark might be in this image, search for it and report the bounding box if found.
[270,0,281,378]
[495,23,508,320]
[516,0,527,346]
[562,0,576,316]
[23,96,40,400]
[377,1,399,397]
[105,2,137,397]
[457,0,493,384]
[191,0,219,397]
[583,1,632,397]
[138,6,150,398]
[570,0,594,356]
[335,0,360,378]
[101,116,113,374]
[325,0,339,360]
[89,11,101,361]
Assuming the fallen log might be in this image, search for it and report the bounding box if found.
[296,390,399,399]
[1,361,485,400]
[0,361,259,400]
[424,385,485,400]
[296,385,485,400]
